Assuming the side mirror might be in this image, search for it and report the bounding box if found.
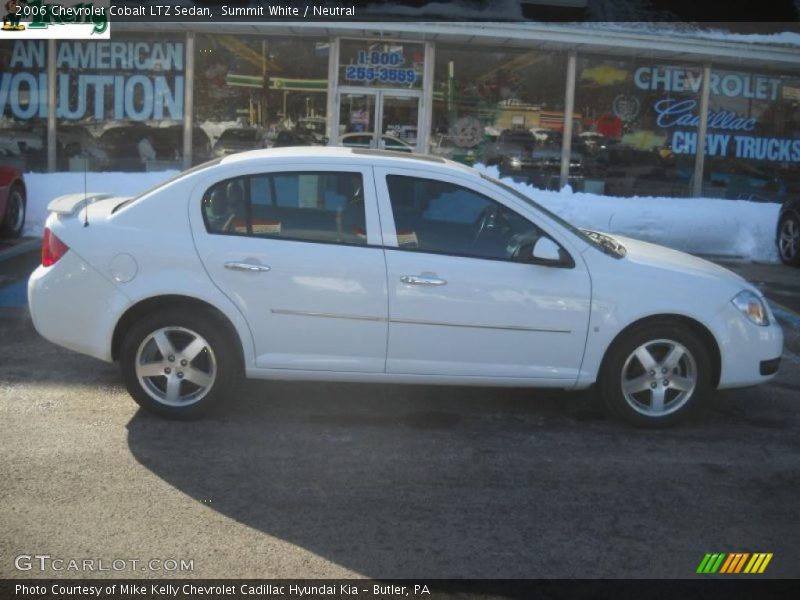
[532,237,561,262]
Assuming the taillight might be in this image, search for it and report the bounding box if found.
[42,228,69,267]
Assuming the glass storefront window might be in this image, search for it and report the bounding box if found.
[701,68,800,203]
[575,58,700,197]
[53,35,186,172]
[195,34,329,162]
[0,40,47,171]
[431,45,568,185]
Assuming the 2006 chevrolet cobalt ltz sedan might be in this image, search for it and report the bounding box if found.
[28,148,783,425]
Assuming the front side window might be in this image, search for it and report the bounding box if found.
[385,175,552,261]
[202,172,367,246]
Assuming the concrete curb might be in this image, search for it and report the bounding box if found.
[0,238,40,264]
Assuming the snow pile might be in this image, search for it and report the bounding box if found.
[22,170,180,237]
[475,164,781,263]
[21,167,781,263]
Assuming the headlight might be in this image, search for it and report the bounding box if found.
[731,290,769,326]
[509,156,522,167]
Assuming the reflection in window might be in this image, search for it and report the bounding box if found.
[575,59,699,197]
[701,68,800,203]
[202,172,367,246]
[386,175,546,262]
[194,35,329,163]
[431,45,568,184]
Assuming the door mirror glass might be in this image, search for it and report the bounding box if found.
[531,237,562,262]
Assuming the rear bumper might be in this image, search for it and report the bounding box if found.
[28,251,129,363]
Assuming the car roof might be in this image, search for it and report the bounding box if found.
[220,146,477,176]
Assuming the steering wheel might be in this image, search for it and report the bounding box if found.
[471,205,510,246]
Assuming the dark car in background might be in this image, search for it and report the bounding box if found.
[0,126,47,172]
[777,197,800,267]
[0,166,26,238]
[56,124,111,171]
[483,129,537,170]
[99,124,155,171]
[98,123,211,170]
[271,129,320,148]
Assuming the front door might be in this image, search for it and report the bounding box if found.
[190,164,388,373]
[337,90,421,152]
[374,166,592,381]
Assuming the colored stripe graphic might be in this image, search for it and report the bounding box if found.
[697,553,726,573]
[719,554,735,573]
[699,553,773,574]
[744,553,773,574]
[733,553,750,573]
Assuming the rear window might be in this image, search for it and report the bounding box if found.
[201,171,367,246]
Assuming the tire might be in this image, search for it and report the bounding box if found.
[1,184,25,238]
[119,307,239,419]
[777,213,800,267]
[598,323,712,427]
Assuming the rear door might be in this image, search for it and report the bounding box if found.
[190,164,388,372]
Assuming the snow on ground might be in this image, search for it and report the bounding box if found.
[22,166,781,263]
[475,164,780,263]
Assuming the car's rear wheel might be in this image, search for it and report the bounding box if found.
[1,184,25,238]
[120,308,239,419]
[599,324,711,427]
[777,213,800,267]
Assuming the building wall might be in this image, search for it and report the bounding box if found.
[1,31,799,202]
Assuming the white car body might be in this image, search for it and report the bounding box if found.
[28,148,783,421]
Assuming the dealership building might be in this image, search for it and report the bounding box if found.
[2,21,800,202]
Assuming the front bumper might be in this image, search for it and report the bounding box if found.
[716,303,783,389]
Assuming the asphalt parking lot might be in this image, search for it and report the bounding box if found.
[1,247,799,579]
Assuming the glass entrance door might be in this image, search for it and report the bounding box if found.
[337,91,421,152]
[378,94,419,153]
[338,92,377,150]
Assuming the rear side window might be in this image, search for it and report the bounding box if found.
[202,172,367,246]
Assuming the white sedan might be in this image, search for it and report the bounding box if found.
[28,148,783,425]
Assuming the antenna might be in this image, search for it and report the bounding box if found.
[83,133,89,227]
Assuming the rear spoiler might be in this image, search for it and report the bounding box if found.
[47,193,114,216]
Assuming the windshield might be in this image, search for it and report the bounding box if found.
[480,173,619,256]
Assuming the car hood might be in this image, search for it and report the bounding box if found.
[610,234,747,286]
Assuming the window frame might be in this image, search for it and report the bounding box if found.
[193,163,383,248]
[374,167,576,267]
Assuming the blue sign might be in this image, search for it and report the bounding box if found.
[345,50,417,85]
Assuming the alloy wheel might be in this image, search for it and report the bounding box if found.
[620,339,697,417]
[135,326,217,407]
[779,217,799,263]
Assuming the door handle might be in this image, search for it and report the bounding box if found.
[225,261,271,273]
[400,274,447,286]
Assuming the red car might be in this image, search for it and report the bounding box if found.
[0,166,26,238]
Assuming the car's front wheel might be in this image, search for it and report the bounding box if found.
[120,308,239,419]
[777,213,800,267]
[599,323,711,427]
